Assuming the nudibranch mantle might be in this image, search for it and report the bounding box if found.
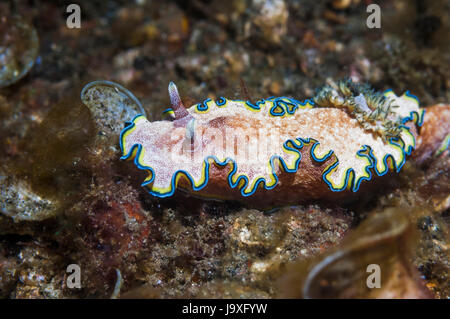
[120,82,424,205]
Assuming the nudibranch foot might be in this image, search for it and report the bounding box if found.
[120,80,425,207]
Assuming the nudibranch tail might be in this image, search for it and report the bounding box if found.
[120,79,425,207]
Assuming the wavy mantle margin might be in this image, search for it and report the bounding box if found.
[120,91,424,199]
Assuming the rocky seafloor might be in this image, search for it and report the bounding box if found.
[0,0,448,298]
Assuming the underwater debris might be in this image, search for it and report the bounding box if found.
[0,97,95,222]
[81,80,146,136]
[0,174,57,222]
[0,14,39,88]
[0,246,19,297]
[415,211,450,299]
[313,79,406,141]
[80,80,147,166]
[0,0,447,300]
[276,207,432,298]
[120,81,424,207]
[120,279,270,299]
[114,204,351,299]
[331,0,355,11]
[110,269,123,299]
[249,0,289,45]
[12,244,65,299]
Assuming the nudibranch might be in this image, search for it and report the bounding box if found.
[120,80,425,207]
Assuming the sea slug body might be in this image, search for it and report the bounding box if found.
[119,80,425,207]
